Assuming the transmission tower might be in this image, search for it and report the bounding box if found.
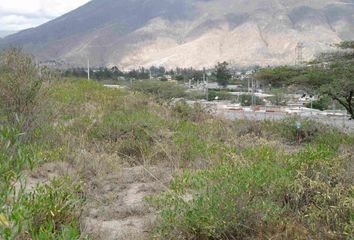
[295,42,304,66]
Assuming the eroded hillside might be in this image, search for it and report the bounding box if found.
[1,0,353,68]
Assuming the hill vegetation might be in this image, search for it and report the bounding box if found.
[0,49,353,239]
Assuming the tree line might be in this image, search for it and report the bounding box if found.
[63,66,202,81]
[63,63,235,87]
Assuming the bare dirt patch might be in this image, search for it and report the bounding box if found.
[80,166,172,240]
[16,161,75,192]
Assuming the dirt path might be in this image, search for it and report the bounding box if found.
[80,166,172,240]
[22,156,172,239]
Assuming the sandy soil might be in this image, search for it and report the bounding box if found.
[80,166,172,239]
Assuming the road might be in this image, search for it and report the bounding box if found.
[186,100,354,132]
[218,110,354,132]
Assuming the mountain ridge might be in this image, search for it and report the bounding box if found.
[1,0,353,69]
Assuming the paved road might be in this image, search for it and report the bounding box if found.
[185,100,354,132]
[218,110,354,132]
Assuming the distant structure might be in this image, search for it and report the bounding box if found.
[295,42,304,66]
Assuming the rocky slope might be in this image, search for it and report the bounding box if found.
[1,0,353,69]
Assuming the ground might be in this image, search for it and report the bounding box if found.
[1,79,353,240]
[81,166,171,240]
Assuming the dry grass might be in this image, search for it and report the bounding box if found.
[2,77,352,240]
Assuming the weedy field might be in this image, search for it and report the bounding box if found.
[0,51,353,240]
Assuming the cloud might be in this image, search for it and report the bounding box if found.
[0,0,90,33]
[0,14,49,31]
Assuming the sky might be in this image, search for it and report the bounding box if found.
[0,0,90,37]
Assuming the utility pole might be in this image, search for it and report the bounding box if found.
[251,78,256,110]
[206,76,209,101]
[87,58,90,80]
[252,78,254,108]
[203,67,208,100]
[295,42,304,66]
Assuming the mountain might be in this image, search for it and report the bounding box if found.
[0,31,17,38]
[1,0,353,69]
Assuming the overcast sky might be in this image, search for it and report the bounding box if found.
[0,0,90,36]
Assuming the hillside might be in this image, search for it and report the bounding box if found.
[0,48,353,239]
[1,0,354,68]
[1,79,353,239]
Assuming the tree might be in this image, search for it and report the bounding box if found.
[254,66,301,87]
[302,42,354,119]
[305,96,331,111]
[215,61,231,88]
[269,89,287,106]
[192,70,203,83]
[321,64,354,119]
[255,41,354,119]
[175,75,184,81]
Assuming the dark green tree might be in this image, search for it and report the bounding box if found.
[255,41,354,119]
[255,66,301,87]
[215,61,231,88]
[301,42,354,119]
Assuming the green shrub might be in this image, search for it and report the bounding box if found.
[148,144,353,239]
[131,80,187,100]
[0,126,83,240]
[207,90,231,101]
[88,109,165,161]
[1,177,83,240]
[173,121,211,165]
[48,79,127,119]
[264,117,325,144]
[172,101,210,122]
[305,96,331,110]
[89,110,162,141]
[238,94,264,106]
[0,48,46,129]
[24,178,83,239]
[285,145,353,238]
[185,91,207,100]
[148,146,289,239]
[267,89,287,106]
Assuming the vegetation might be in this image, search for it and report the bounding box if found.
[267,89,288,106]
[215,61,232,88]
[64,66,149,80]
[207,89,231,101]
[0,48,353,240]
[148,119,354,239]
[0,48,45,129]
[238,94,264,106]
[0,49,84,239]
[256,41,354,118]
[255,66,300,87]
[131,80,187,100]
[64,65,209,83]
[305,96,331,111]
